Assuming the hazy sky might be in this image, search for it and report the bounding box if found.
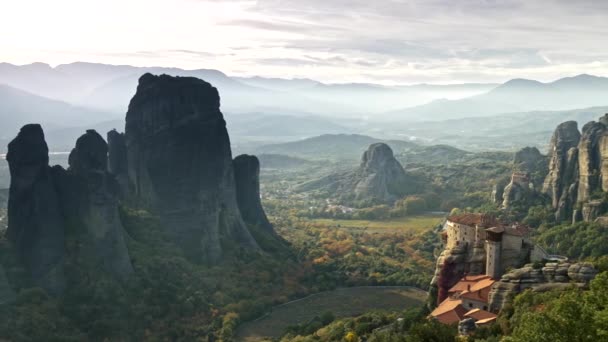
[3,0,608,84]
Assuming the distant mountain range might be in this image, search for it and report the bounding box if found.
[385,74,608,121]
[253,134,418,160]
[1,61,607,152]
[0,84,115,143]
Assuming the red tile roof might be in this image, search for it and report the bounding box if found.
[448,275,491,294]
[430,298,467,325]
[464,308,497,321]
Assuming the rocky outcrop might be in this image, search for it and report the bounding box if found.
[542,121,581,222]
[513,147,546,176]
[497,147,548,209]
[6,124,66,294]
[488,262,597,311]
[6,125,134,294]
[353,143,409,203]
[107,129,129,196]
[501,172,532,209]
[233,155,283,244]
[539,116,608,222]
[124,73,258,263]
[577,121,608,203]
[66,130,133,280]
[582,200,604,222]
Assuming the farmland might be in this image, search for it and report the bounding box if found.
[235,286,427,342]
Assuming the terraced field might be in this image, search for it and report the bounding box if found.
[235,286,427,342]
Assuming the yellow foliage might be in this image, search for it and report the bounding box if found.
[344,331,357,342]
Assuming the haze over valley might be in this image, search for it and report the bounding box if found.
[3,1,608,341]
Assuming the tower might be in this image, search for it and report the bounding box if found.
[485,227,503,279]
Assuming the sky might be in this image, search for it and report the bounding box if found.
[3,0,608,84]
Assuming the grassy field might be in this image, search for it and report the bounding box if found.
[307,213,445,234]
[235,287,427,342]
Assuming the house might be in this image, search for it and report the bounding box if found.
[431,275,496,325]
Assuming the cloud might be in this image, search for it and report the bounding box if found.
[4,0,608,83]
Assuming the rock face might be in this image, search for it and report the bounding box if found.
[542,121,582,222]
[233,155,274,233]
[499,147,547,209]
[0,265,15,305]
[233,155,286,251]
[66,130,133,280]
[6,124,66,294]
[540,116,608,222]
[6,125,133,294]
[488,262,597,312]
[124,74,258,263]
[107,129,129,196]
[353,143,409,203]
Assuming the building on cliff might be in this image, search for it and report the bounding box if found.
[435,213,543,286]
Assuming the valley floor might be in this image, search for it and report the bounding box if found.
[234,286,427,342]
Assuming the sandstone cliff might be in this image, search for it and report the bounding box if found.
[124,74,259,263]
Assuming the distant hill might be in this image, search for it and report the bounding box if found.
[386,74,608,121]
[0,62,496,117]
[0,84,115,144]
[257,154,313,169]
[382,106,608,152]
[254,134,418,160]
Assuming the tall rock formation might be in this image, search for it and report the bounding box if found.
[65,130,133,280]
[539,115,608,222]
[6,125,134,294]
[576,121,608,203]
[107,129,129,196]
[124,74,258,263]
[6,124,66,294]
[353,143,409,203]
[233,154,285,251]
[501,147,547,209]
[542,121,581,222]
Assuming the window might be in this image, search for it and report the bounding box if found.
[469,303,473,308]
[483,306,488,311]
